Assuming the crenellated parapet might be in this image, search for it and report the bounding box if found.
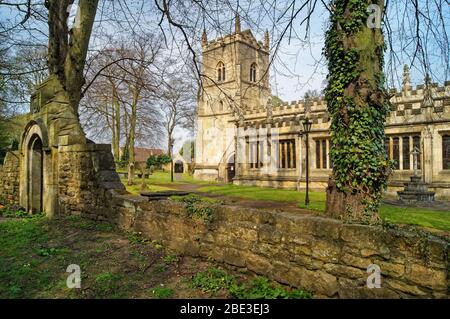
[237,78,449,129]
[202,29,269,54]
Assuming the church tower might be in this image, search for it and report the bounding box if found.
[194,16,271,182]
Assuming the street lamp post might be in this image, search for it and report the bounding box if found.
[302,117,312,206]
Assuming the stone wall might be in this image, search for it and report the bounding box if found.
[58,143,125,218]
[109,197,449,299]
[0,151,20,205]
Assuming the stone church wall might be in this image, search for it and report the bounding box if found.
[106,196,449,299]
[0,151,20,205]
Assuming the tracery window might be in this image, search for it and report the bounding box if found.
[250,63,257,82]
[217,62,225,82]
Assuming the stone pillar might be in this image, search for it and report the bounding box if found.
[297,131,303,190]
[422,126,433,183]
[265,124,272,175]
[235,122,245,177]
[399,137,403,170]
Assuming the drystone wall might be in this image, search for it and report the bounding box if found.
[0,151,20,205]
[57,143,125,218]
[108,196,449,299]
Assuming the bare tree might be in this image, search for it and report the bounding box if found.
[1,0,447,220]
[158,67,196,182]
[153,0,449,221]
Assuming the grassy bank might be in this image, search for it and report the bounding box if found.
[0,213,307,299]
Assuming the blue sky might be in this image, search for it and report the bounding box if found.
[1,0,448,152]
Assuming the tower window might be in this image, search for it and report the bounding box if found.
[250,63,257,82]
[217,62,225,82]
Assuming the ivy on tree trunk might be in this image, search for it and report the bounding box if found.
[324,0,392,223]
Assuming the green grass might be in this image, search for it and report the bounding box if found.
[119,170,215,195]
[126,171,449,232]
[0,214,232,299]
[0,216,67,298]
[198,184,325,203]
[197,183,450,232]
[151,286,174,298]
[188,268,312,299]
[189,267,235,293]
[120,177,174,195]
[229,276,313,299]
[379,205,450,232]
[94,272,124,298]
[2,213,306,299]
[147,170,214,185]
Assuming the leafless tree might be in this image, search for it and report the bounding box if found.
[157,65,196,177]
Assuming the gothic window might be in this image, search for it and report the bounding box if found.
[279,139,296,169]
[315,140,320,169]
[393,137,400,169]
[250,63,257,82]
[443,135,450,170]
[322,140,327,169]
[247,138,263,169]
[384,137,390,159]
[402,136,410,170]
[413,135,421,169]
[386,134,421,171]
[315,138,329,169]
[217,62,225,82]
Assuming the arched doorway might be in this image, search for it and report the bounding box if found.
[174,160,184,173]
[226,154,235,183]
[28,134,43,213]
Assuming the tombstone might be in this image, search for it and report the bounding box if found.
[174,160,184,181]
[397,147,435,202]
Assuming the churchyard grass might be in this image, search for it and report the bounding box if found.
[121,171,450,232]
[0,212,309,299]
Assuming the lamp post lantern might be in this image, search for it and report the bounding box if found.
[302,117,312,206]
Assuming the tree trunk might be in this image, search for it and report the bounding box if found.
[111,84,121,162]
[64,0,99,112]
[127,89,139,186]
[324,0,391,223]
[46,0,99,114]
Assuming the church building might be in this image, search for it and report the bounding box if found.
[194,18,450,199]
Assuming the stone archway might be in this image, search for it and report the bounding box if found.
[19,120,56,216]
[27,134,43,213]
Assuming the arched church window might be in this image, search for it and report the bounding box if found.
[392,137,400,169]
[443,135,450,170]
[250,63,257,82]
[217,62,225,82]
